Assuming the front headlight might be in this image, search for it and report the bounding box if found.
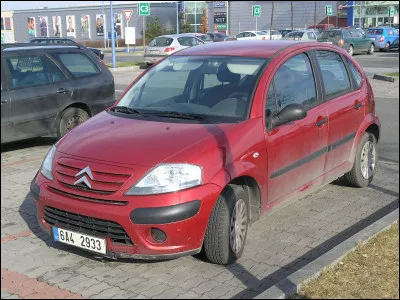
[125,164,202,195]
[40,145,56,180]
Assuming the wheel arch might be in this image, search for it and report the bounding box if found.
[53,102,92,133]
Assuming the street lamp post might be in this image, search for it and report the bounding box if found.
[102,0,106,49]
[110,1,116,69]
[176,1,179,34]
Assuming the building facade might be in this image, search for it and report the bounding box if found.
[1,11,16,43]
[347,1,399,28]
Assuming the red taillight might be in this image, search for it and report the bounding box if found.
[164,47,175,53]
[338,39,345,47]
[380,36,385,42]
[262,36,266,40]
[366,78,375,115]
[99,57,107,66]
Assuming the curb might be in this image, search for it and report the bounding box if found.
[254,208,399,299]
[373,74,397,82]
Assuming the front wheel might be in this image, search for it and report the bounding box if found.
[384,42,390,52]
[204,185,249,265]
[367,43,375,55]
[343,132,377,187]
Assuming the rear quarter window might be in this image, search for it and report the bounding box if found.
[53,52,100,78]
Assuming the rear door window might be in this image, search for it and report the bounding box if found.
[177,37,197,46]
[52,52,100,78]
[149,37,173,47]
[345,57,363,90]
[316,51,351,99]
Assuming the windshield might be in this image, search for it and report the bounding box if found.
[116,56,268,123]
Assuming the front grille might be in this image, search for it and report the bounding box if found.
[55,161,131,195]
[44,206,133,245]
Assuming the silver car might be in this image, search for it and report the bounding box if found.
[144,34,205,65]
[282,30,318,40]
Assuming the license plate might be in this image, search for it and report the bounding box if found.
[53,227,107,254]
[150,50,159,55]
[323,42,333,44]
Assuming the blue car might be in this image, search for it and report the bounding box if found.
[366,27,399,51]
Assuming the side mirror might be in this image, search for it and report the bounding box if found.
[272,103,307,127]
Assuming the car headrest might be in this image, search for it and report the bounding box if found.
[217,62,240,83]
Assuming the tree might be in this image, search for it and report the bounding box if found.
[141,17,166,45]
[270,1,275,39]
[200,8,208,34]
[179,12,192,33]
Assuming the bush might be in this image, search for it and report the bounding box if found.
[141,16,166,45]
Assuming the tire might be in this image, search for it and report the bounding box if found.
[384,42,390,52]
[58,107,89,139]
[367,43,375,55]
[343,132,377,188]
[348,45,354,56]
[204,185,249,265]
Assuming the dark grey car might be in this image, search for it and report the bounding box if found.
[1,44,115,144]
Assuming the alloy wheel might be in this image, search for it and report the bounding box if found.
[360,141,376,180]
[230,199,247,254]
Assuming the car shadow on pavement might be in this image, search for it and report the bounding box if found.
[1,137,57,153]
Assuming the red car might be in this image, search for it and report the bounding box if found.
[31,40,380,265]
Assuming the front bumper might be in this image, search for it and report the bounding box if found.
[31,172,221,259]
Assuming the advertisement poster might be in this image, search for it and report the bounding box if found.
[114,13,122,37]
[39,16,48,37]
[81,15,90,39]
[28,17,36,37]
[5,17,12,30]
[66,15,76,37]
[53,16,61,37]
[96,14,105,36]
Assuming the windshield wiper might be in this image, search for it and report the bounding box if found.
[109,106,142,114]
[145,111,206,120]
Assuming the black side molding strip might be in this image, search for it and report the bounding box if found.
[130,200,201,225]
[270,132,356,179]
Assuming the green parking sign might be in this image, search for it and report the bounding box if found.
[252,5,261,17]
[389,6,395,16]
[138,2,150,16]
[326,5,333,16]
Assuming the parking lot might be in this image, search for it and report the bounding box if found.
[1,52,399,299]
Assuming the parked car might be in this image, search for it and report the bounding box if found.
[236,31,268,40]
[282,30,318,40]
[1,43,115,144]
[31,40,380,265]
[261,30,283,39]
[317,28,375,55]
[389,36,399,51]
[184,33,214,43]
[308,24,335,33]
[279,29,294,38]
[27,37,104,60]
[144,34,205,65]
[206,32,230,42]
[365,27,398,52]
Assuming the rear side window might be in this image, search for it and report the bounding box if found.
[316,51,351,99]
[273,53,317,110]
[307,32,316,39]
[177,37,197,46]
[53,52,100,78]
[149,37,173,47]
[6,55,65,88]
[319,30,342,39]
[345,57,363,90]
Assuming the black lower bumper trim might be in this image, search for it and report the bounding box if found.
[130,200,201,225]
[30,180,40,201]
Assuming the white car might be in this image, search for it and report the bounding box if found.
[282,30,318,41]
[236,31,268,40]
[261,30,283,40]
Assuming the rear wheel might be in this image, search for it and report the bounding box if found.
[204,185,249,265]
[367,43,375,55]
[348,45,354,56]
[384,42,390,52]
[343,132,377,187]
[58,107,89,139]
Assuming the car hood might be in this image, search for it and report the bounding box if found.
[57,111,235,166]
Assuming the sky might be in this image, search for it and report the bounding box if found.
[2,1,175,11]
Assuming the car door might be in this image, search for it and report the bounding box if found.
[1,60,11,143]
[265,51,328,203]
[4,52,72,141]
[348,30,362,52]
[314,50,365,172]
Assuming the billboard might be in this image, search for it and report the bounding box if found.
[66,15,76,37]
[81,15,90,39]
[28,17,36,37]
[53,16,62,37]
[39,16,48,37]
[96,14,105,36]
[114,13,123,38]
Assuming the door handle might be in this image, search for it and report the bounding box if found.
[316,117,328,127]
[57,88,69,94]
[354,102,363,109]
[1,99,9,104]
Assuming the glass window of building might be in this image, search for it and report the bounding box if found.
[183,1,208,33]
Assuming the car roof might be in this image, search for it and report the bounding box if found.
[1,43,81,52]
[174,40,325,58]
